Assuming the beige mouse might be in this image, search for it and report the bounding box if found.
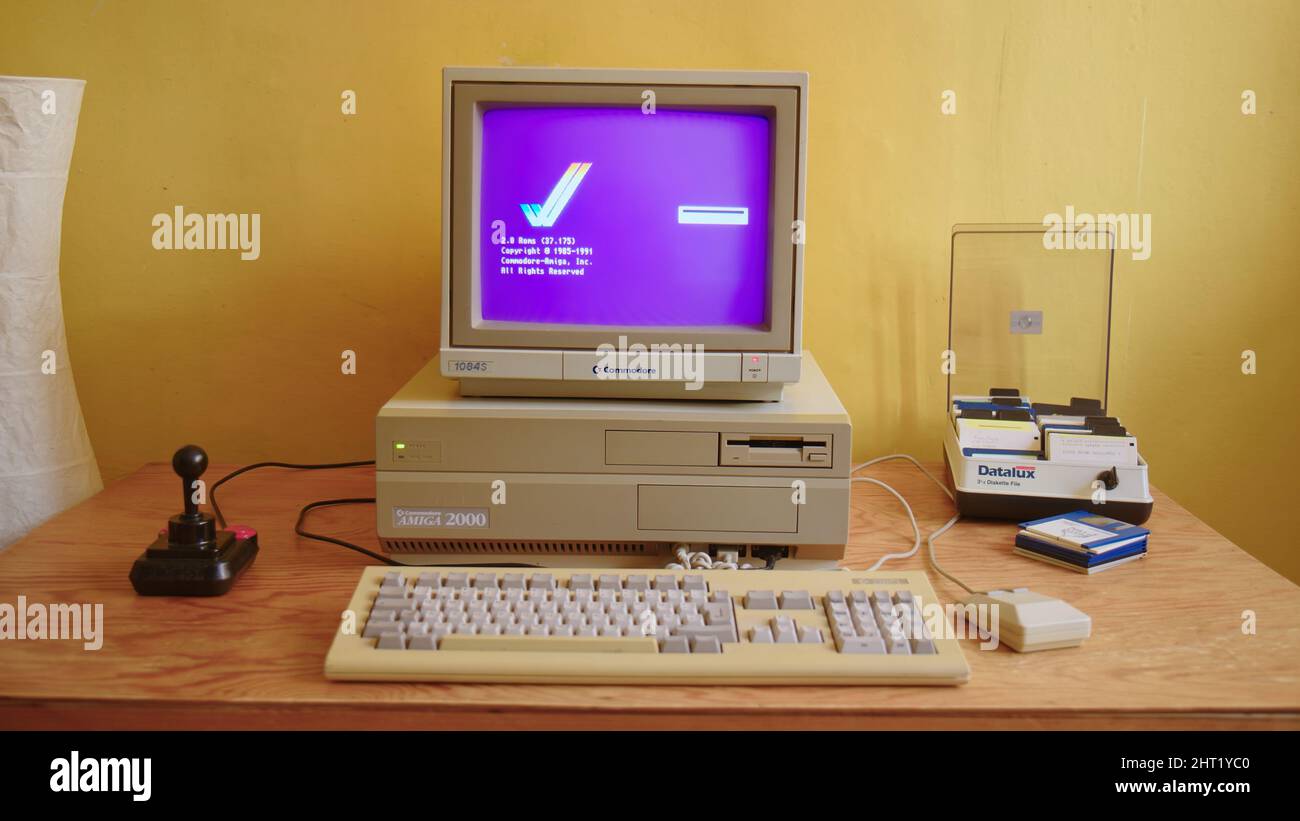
[961,588,1091,652]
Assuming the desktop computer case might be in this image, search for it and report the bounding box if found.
[943,224,1153,524]
[376,351,851,567]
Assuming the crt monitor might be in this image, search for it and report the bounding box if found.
[439,67,807,401]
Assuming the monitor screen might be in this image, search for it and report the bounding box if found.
[477,106,773,329]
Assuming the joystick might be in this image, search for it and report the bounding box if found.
[129,445,259,596]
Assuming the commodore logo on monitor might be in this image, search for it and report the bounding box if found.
[520,162,592,227]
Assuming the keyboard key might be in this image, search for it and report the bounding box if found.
[779,591,814,610]
[691,636,722,653]
[376,631,406,650]
[703,603,734,625]
[770,617,799,644]
[472,573,498,589]
[750,625,773,643]
[744,590,778,609]
[675,624,736,643]
[440,634,659,653]
[528,574,555,590]
[837,636,886,654]
[799,627,823,644]
[887,637,911,654]
[682,575,707,593]
[408,634,438,650]
[363,618,396,639]
[660,636,690,653]
[653,574,678,590]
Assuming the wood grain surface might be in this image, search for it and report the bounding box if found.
[1,462,1297,730]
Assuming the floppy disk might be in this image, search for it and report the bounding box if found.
[956,417,1041,456]
[1044,430,1139,466]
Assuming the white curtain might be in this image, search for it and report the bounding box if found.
[0,76,102,548]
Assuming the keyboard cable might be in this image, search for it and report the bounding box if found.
[850,454,1005,595]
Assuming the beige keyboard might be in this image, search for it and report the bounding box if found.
[325,567,971,685]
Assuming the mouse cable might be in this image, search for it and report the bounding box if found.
[850,454,1004,595]
[294,497,540,568]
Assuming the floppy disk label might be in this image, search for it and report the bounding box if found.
[956,418,1041,453]
[1045,432,1138,466]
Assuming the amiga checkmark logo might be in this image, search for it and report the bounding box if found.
[520,162,592,227]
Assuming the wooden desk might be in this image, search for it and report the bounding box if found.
[1,462,1297,730]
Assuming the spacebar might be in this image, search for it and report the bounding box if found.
[440,635,659,653]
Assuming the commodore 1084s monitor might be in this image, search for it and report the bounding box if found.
[440,67,807,401]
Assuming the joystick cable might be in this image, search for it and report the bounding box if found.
[210,459,540,568]
[292,497,535,568]
[210,460,377,529]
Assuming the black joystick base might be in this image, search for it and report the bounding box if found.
[130,445,258,596]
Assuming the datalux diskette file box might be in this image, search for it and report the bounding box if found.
[942,223,1153,524]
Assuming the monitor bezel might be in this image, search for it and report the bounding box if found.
[446,71,803,354]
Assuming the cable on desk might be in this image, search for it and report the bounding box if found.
[850,454,1007,595]
[210,460,542,568]
[294,497,540,568]
[294,497,392,563]
[209,460,376,528]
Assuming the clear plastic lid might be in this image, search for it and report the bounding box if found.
[947,223,1114,410]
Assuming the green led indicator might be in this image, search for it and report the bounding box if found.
[394,443,406,450]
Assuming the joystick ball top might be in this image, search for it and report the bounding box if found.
[172,445,208,479]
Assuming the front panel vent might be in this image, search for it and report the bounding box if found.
[383,539,659,555]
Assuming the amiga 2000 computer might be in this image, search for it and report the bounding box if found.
[373,68,854,571]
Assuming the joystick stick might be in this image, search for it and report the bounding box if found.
[129,445,259,596]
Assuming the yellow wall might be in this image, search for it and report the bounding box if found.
[4,0,1298,580]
